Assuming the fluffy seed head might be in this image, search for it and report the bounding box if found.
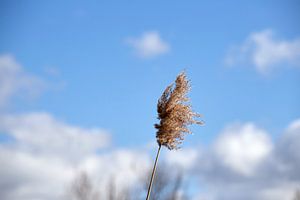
[155,72,203,150]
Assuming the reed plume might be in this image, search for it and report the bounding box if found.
[146,72,203,200]
[155,71,203,150]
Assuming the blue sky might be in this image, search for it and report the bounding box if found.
[0,1,300,199]
[1,0,299,146]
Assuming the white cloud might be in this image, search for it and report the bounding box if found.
[0,146,151,200]
[164,148,199,171]
[214,123,272,176]
[79,149,150,195]
[195,120,300,200]
[127,31,170,58]
[0,147,74,200]
[0,112,151,200]
[0,54,44,108]
[286,118,300,133]
[259,183,299,200]
[274,118,300,179]
[225,29,300,74]
[0,148,149,200]
[0,112,111,162]
[1,117,300,200]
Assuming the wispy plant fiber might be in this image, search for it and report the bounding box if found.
[155,72,203,150]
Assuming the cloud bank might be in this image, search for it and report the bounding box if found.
[0,112,150,200]
[1,114,300,200]
[196,120,300,200]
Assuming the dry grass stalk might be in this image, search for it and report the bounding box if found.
[146,72,203,200]
[155,71,203,150]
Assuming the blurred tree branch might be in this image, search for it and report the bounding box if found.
[66,165,189,200]
[67,172,99,200]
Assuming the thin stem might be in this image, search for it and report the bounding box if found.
[146,144,162,200]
